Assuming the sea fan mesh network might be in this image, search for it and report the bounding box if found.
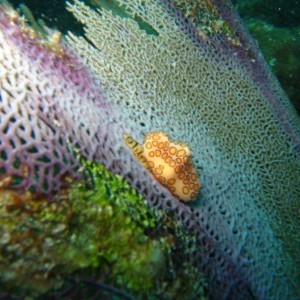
[66,0,300,298]
[0,1,300,299]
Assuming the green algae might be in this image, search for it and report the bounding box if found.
[0,161,206,299]
[172,0,233,40]
[67,162,164,292]
[0,162,164,297]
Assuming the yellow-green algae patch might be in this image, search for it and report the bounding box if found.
[0,161,206,299]
[172,0,233,40]
[0,162,164,297]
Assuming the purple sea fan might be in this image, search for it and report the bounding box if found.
[65,0,300,299]
[0,2,170,206]
[0,6,118,194]
[1,1,300,299]
[0,3,182,224]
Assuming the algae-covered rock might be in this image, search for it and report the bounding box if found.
[0,162,206,299]
[0,162,164,297]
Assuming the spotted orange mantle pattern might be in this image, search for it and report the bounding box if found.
[124,131,201,201]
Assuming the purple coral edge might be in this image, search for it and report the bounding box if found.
[161,0,300,155]
[0,6,113,196]
[210,0,300,154]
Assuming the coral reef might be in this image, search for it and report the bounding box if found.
[0,1,300,299]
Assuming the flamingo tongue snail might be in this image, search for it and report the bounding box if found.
[124,131,201,202]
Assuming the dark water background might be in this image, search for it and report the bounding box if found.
[7,0,300,114]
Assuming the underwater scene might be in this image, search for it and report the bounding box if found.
[0,0,299,299]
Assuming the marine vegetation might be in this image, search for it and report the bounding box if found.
[0,160,206,299]
[0,0,299,299]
